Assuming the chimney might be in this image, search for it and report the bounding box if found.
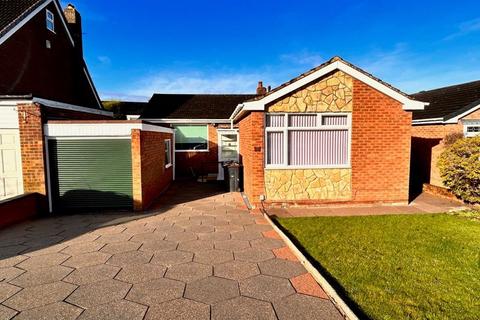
[63,4,83,57]
[256,81,267,95]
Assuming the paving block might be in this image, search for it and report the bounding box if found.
[212,296,277,320]
[145,298,210,320]
[273,294,343,320]
[62,252,111,269]
[10,265,73,287]
[239,275,295,302]
[126,278,184,306]
[63,264,120,285]
[194,249,233,265]
[150,250,193,267]
[77,299,147,320]
[214,261,260,281]
[66,279,131,308]
[115,263,166,283]
[258,258,307,279]
[13,302,83,320]
[184,276,239,304]
[165,262,212,283]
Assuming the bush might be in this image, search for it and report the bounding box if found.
[438,136,480,203]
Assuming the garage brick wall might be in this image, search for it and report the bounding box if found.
[132,130,173,211]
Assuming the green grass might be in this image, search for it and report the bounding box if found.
[276,213,480,320]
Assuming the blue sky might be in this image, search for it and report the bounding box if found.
[62,0,480,101]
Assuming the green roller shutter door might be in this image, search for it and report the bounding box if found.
[49,139,133,210]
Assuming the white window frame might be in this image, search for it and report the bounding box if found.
[164,139,172,168]
[463,120,480,137]
[46,9,55,32]
[173,124,209,153]
[265,113,352,169]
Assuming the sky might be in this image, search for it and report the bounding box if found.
[61,0,480,101]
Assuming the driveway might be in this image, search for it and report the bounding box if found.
[0,182,343,320]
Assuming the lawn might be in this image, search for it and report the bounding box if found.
[276,212,480,320]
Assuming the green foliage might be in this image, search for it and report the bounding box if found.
[438,136,480,203]
[277,214,480,320]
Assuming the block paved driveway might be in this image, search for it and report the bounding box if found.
[0,182,343,320]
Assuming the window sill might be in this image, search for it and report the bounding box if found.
[265,166,351,170]
[165,163,173,169]
[175,150,209,153]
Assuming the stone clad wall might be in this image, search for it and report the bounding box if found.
[267,71,353,113]
[264,71,353,202]
[265,169,351,201]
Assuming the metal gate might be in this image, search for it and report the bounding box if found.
[48,138,133,211]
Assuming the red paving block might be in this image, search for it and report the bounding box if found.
[272,247,298,262]
[290,273,329,299]
[254,218,269,225]
[250,209,263,216]
[262,230,281,240]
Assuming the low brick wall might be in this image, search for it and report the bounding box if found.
[0,193,40,229]
[132,130,174,211]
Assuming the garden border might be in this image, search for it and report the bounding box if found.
[260,208,359,320]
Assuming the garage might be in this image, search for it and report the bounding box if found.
[48,138,133,211]
[44,121,175,212]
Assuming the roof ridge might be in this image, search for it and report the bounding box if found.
[413,79,480,95]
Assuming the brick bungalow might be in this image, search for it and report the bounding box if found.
[231,57,427,208]
[411,80,480,196]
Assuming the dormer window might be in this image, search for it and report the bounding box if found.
[46,9,54,32]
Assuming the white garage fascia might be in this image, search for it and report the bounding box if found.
[44,122,174,138]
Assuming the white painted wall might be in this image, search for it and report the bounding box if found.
[0,106,19,129]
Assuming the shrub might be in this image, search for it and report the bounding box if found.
[438,136,480,203]
[444,132,464,146]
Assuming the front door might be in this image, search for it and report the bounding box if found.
[217,130,239,180]
[0,129,23,200]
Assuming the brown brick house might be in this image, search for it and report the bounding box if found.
[0,1,176,217]
[0,0,113,204]
[231,57,427,208]
[411,80,480,196]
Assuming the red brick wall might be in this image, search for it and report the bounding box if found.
[18,104,47,196]
[132,130,173,211]
[351,79,412,203]
[239,112,264,205]
[174,124,219,177]
[0,193,40,229]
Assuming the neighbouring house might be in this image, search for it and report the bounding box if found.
[106,93,256,179]
[0,1,174,221]
[232,57,427,208]
[411,80,480,197]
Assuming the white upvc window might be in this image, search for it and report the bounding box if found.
[46,9,55,32]
[464,124,480,137]
[265,113,352,169]
[164,139,172,168]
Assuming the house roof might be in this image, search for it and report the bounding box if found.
[248,56,417,103]
[140,94,256,120]
[412,80,480,122]
[0,0,45,38]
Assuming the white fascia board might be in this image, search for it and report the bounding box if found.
[240,61,428,112]
[83,67,103,109]
[444,103,480,124]
[44,123,174,137]
[0,100,32,106]
[52,0,75,46]
[412,118,444,125]
[33,97,113,117]
[0,0,75,47]
[146,119,231,124]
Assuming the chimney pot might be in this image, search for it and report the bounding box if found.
[256,81,267,95]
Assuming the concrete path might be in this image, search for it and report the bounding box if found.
[0,182,343,320]
[268,192,467,218]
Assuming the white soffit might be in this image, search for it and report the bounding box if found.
[44,123,174,137]
[242,61,427,112]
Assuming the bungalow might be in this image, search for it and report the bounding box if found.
[232,57,427,208]
[113,57,428,208]
[411,80,480,196]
